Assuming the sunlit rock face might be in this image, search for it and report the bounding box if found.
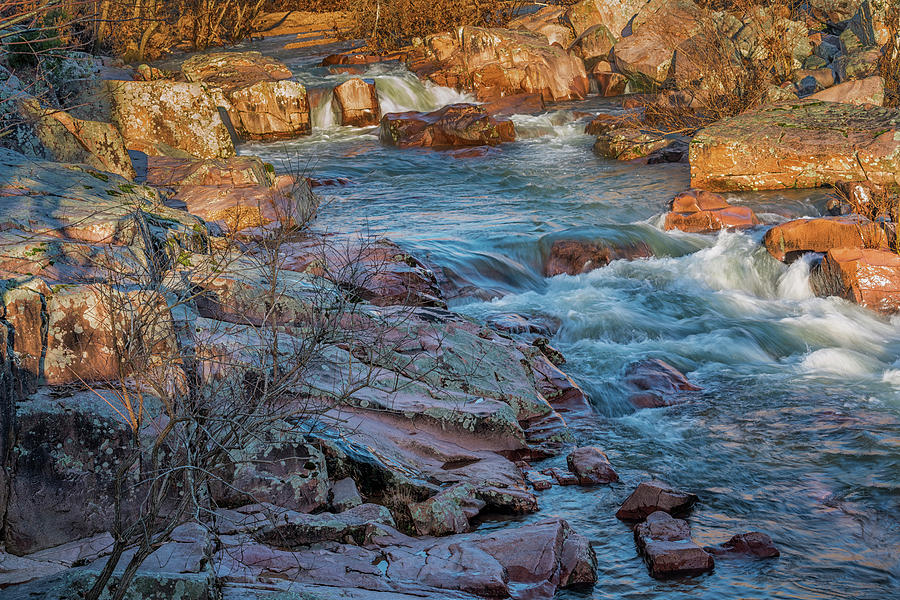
[689,100,900,191]
[408,26,589,102]
[182,51,311,141]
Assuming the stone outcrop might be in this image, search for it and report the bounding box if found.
[105,79,236,159]
[810,248,900,313]
[690,100,900,191]
[634,511,714,578]
[616,480,698,521]
[568,24,617,69]
[332,78,381,127]
[763,215,888,262]
[612,0,706,86]
[408,27,589,102]
[380,104,515,148]
[565,0,647,39]
[20,99,136,180]
[544,238,653,276]
[623,359,701,408]
[508,5,574,47]
[664,189,760,233]
[181,51,311,140]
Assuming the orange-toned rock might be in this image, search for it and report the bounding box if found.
[763,215,888,262]
[507,5,574,47]
[595,70,627,96]
[690,100,900,191]
[332,78,380,127]
[181,51,311,140]
[380,104,515,149]
[145,155,274,188]
[584,113,634,135]
[810,248,900,313]
[564,0,647,38]
[408,27,589,102]
[482,93,545,117]
[808,75,885,106]
[664,189,759,233]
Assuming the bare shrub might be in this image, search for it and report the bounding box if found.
[879,1,899,108]
[636,0,807,135]
[832,183,900,251]
[346,0,527,52]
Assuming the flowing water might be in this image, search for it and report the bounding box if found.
[228,40,900,600]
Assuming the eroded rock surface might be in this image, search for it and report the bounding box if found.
[380,104,515,148]
[690,100,900,191]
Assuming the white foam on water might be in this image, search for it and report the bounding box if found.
[776,254,817,300]
[799,348,881,378]
[375,74,472,114]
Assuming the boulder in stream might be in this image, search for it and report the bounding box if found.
[380,104,515,149]
[634,511,715,578]
[810,248,900,314]
[763,215,889,262]
[664,189,759,233]
[332,78,381,127]
[704,532,780,558]
[623,358,701,408]
[566,446,619,484]
[616,480,698,521]
[545,238,653,276]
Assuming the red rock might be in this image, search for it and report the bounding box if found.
[664,189,760,233]
[616,480,698,521]
[545,238,653,276]
[624,358,701,408]
[763,215,888,262]
[408,27,588,102]
[809,75,885,106]
[542,467,579,486]
[524,469,554,491]
[145,155,273,188]
[508,5,574,47]
[380,104,515,149]
[690,100,900,192]
[810,248,900,314]
[584,113,635,135]
[704,532,780,558]
[593,128,670,160]
[634,511,714,578]
[595,71,627,96]
[481,93,545,117]
[566,446,618,484]
[180,51,311,140]
[332,78,380,127]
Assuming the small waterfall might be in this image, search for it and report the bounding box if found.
[375,72,472,114]
[309,87,338,130]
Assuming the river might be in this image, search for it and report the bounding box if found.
[230,39,900,600]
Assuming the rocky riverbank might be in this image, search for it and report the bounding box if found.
[0,0,898,598]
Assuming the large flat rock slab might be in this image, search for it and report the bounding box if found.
[689,100,900,191]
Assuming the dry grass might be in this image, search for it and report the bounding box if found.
[834,182,900,251]
[345,0,525,52]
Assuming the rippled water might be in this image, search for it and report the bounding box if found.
[234,46,900,600]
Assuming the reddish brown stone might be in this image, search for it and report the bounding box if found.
[380,104,515,149]
[545,238,653,276]
[566,446,618,485]
[624,359,701,408]
[810,248,900,314]
[704,532,780,558]
[664,189,759,233]
[634,511,714,578]
[616,480,698,521]
[332,78,381,127]
[763,215,888,262]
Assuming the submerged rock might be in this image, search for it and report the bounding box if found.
[566,446,618,484]
[704,532,780,558]
[623,358,701,408]
[545,238,653,276]
[616,480,698,521]
[380,104,515,148]
[810,248,900,314]
[690,100,900,191]
[763,215,888,262]
[409,26,589,102]
[634,511,714,578]
[664,189,759,233]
